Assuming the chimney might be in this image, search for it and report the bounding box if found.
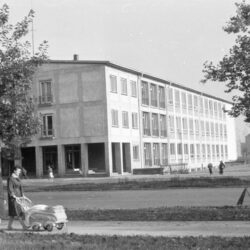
[73,54,79,61]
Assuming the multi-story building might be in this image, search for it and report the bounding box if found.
[1,58,237,177]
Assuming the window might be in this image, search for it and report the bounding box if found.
[141,81,149,105]
[184,144,189,155]
[169,115,175,133]
[150,84,158,107]
[42,114,54,137]
[159,86,165,108]
[190,144,194,159]
[214,102,218,117]
[225,145,228,158]
[212,145,216,158]
[160,115,167,137]
[202,144,206,159]
[195,119,199,135]
[40,80,53,104]
[194,95,198,112]
[111,110,119,127]
[207,144,211,158]
[196,144,200,159]
[188,94,193,111]
[210,122,214,137]
[132,112,138,129]
[209,100,213,116]
[142,112,150,136]
[121,78,127,95]
[122,111,129,128]
[153,143,160,165]
[206,121,210,137]
[224,124,227,138]
[133,145,139,160]
[199,97,204,114]
[189,118,194,135]
[131,80,137,97]
[205,99,209,115]
[220,124,223,138]
[110,75,117,93]
[161,143,168,164]
[176,117,181,134]
[177,143,182,155]
[152,113,159,136]
[221,145,224,158]
[182,117,188,134]
[218,103,222,118]
[215,123,219,137]
[216,145,220,158]
[144,143,152,166]
[182,92,187,110]
[170,143,176,155]
[200,121,205,136]
[175,90,180,109]
[168,88,173,106]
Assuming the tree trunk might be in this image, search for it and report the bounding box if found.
[0,148,5,221]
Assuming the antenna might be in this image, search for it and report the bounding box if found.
[31,0,34,56]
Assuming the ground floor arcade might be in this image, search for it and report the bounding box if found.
[1,142,133,177]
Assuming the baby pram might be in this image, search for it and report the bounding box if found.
[15,196,68,231]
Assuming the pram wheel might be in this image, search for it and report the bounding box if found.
[32,223,41,231]
[56,223,64,230]
[44,222,53,232]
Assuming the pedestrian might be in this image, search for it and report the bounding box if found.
[219,160,226,175]
[7,165,27,230]
[207,163,213,175]
[48,164,54,179]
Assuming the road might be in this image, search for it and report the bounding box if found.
[1,220,250,237]
[21,187,249,209]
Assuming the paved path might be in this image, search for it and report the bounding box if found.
[1,220,250,237]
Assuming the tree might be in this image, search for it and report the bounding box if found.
[0,4,48,218]
[0,4,48,169]
[202,0,250,122]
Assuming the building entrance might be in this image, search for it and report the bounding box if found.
[42,146,58,175]
[65,145,81,173]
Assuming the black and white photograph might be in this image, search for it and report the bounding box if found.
[0,0,250,249]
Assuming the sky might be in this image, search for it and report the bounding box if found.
[1,0,250,149]
[1,0,240,100]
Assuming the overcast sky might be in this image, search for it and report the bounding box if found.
[1,0,243,101]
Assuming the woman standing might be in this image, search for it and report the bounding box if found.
[7,166,26,230]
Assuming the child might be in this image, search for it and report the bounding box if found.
[48,165,54,179]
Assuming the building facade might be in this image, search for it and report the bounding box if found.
[1,59,237,177]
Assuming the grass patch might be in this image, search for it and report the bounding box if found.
[14,176,250,192]
[0,233,250,249]
[66,206,250,221]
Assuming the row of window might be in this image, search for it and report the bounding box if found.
[142,112,227,139]
[111,110,138,129]
[141,81,226,120]
[110,75,137,97]
[143,142,228,166]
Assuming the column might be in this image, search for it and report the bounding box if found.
[104,142,112,176]
[80,143,88,177]
[114,143,123,174]
[35,146,43,177]
[57,145,65,177]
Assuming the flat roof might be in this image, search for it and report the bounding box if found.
[46,60,232,104]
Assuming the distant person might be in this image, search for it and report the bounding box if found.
[48,164,54,180]
[219,160,226,175]
[207,163,213,175]
[7,165,27,230]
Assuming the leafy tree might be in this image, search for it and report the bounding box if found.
[202,0,250,122]
[0,3,48,218]
[0,3,48,168]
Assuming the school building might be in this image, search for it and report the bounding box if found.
[1,57,237,177]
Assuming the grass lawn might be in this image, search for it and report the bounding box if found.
[15,176,250,192]
[66,206,250,221]
[0,233,250,250]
